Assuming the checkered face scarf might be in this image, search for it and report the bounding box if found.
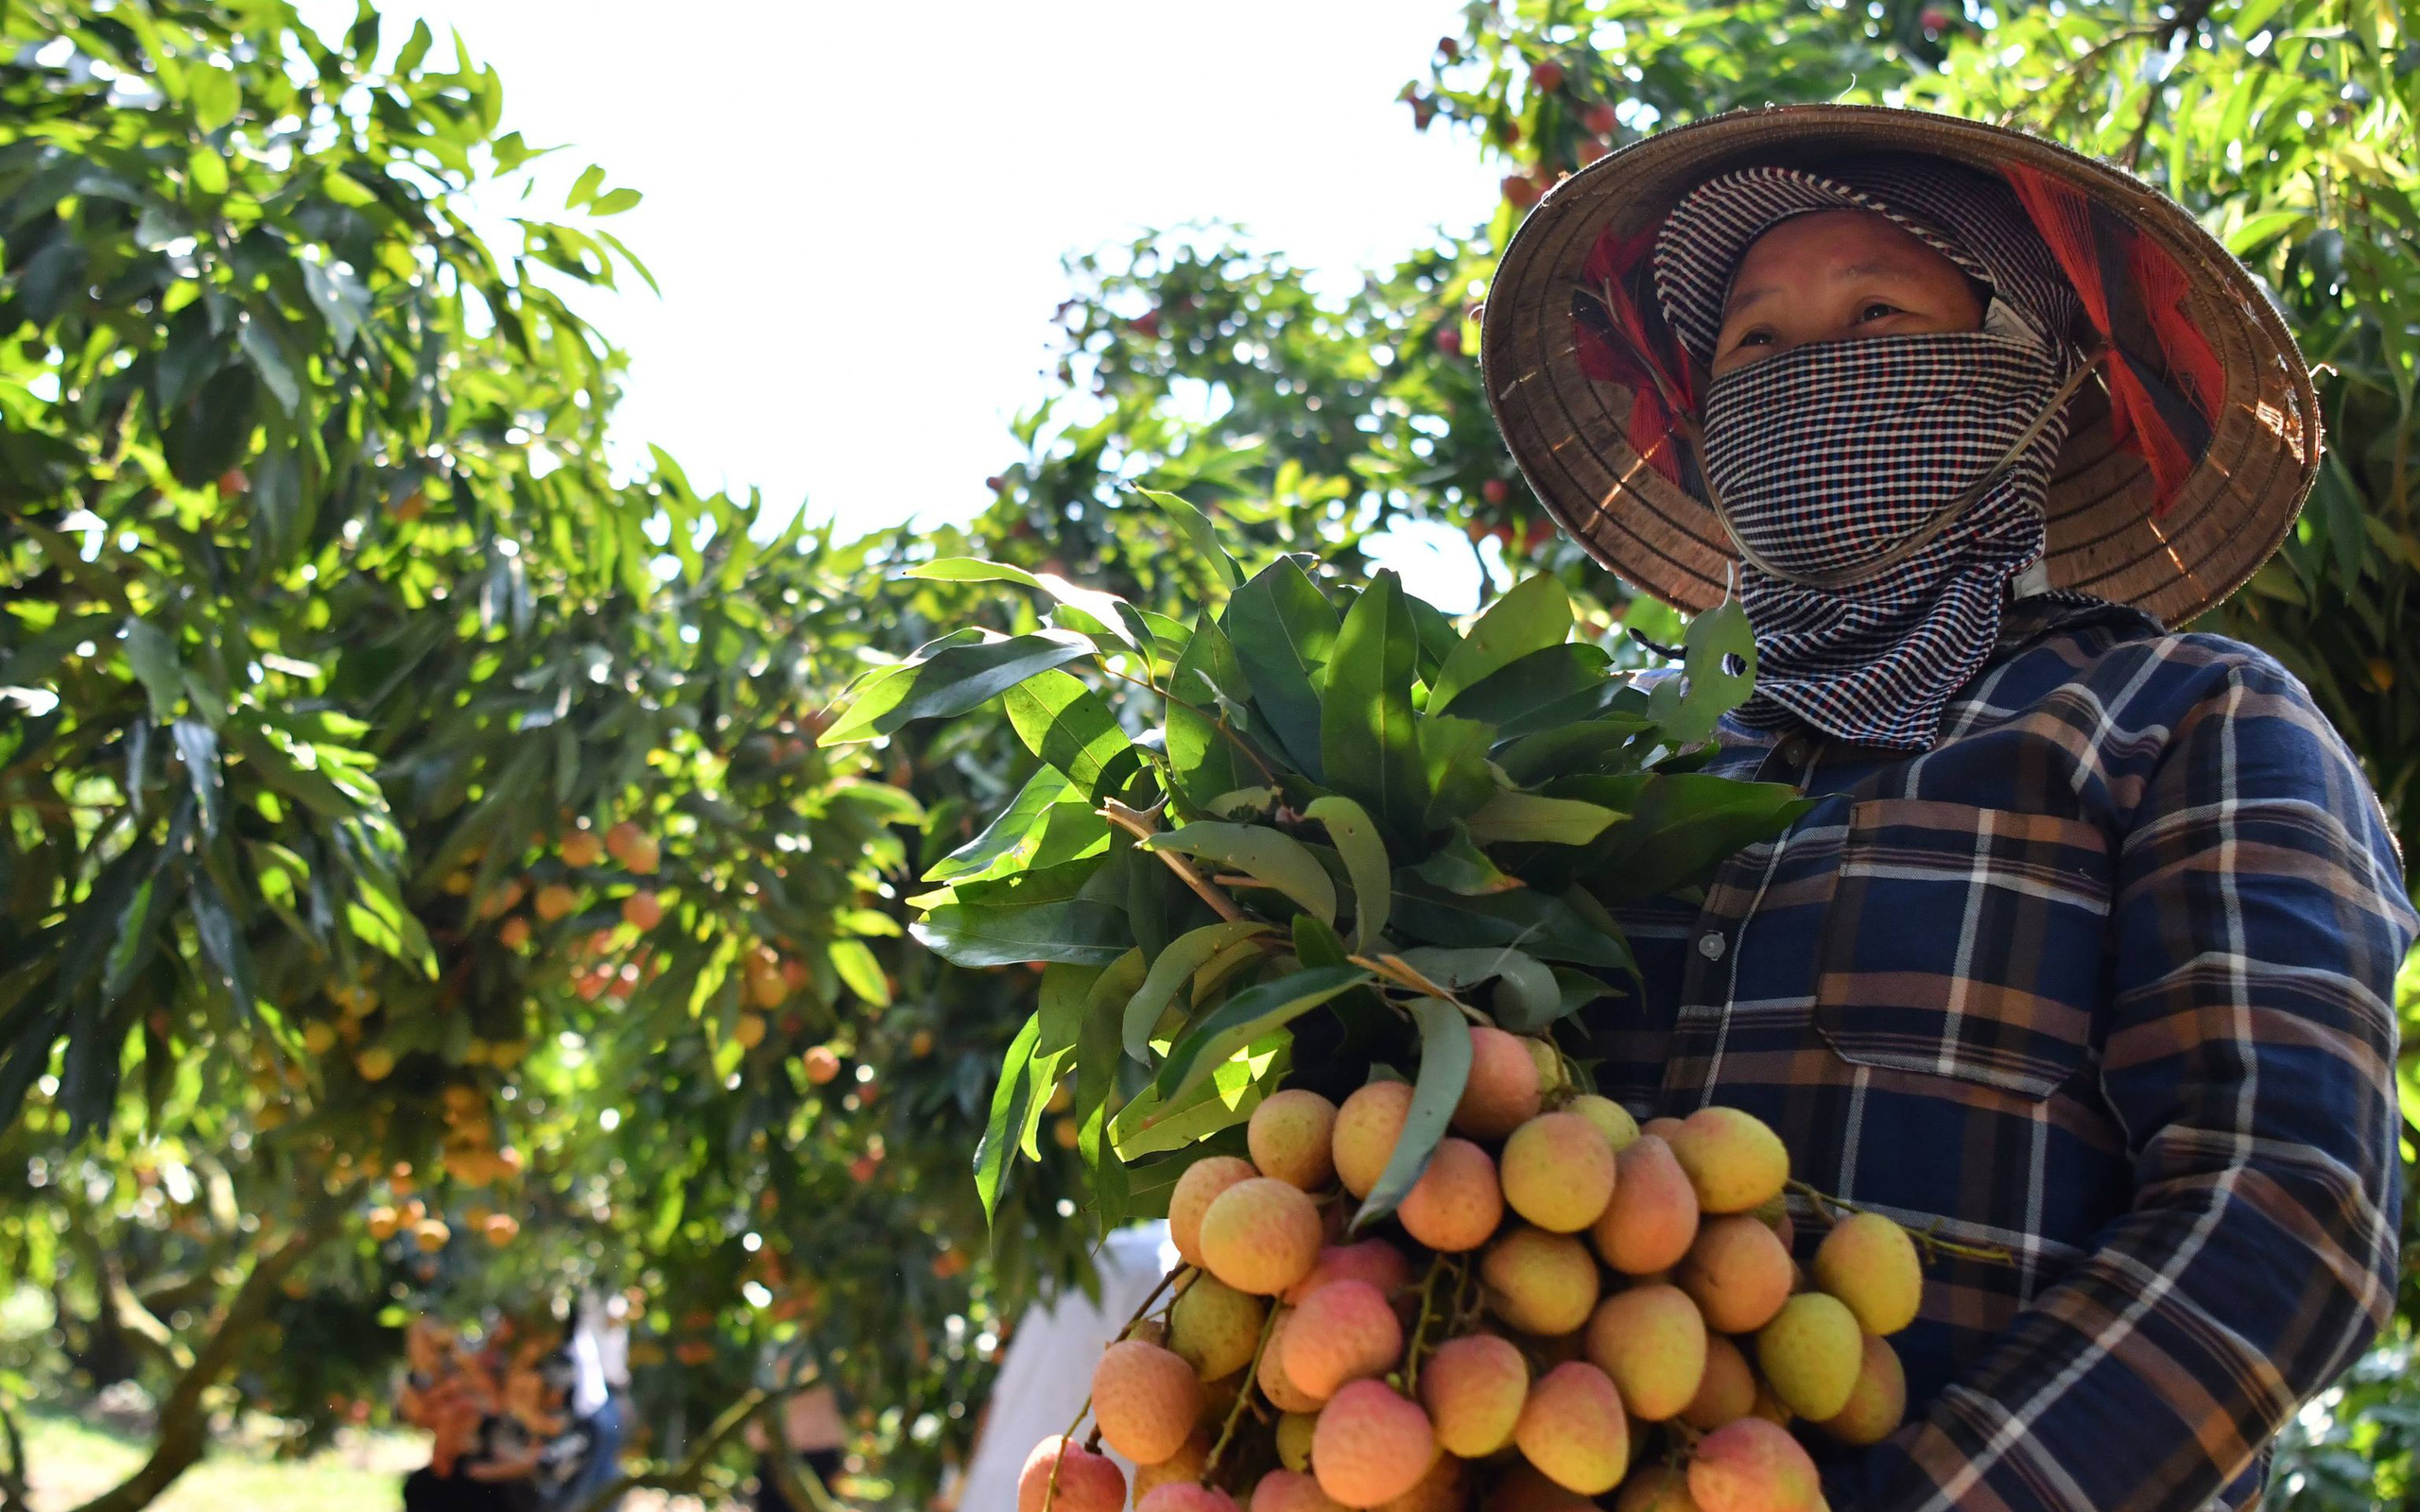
[1656,159,2088,751]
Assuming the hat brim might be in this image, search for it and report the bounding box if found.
[1482,104,2319,627]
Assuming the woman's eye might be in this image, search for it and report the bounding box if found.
[1737,329,1773,347]
[1857,301,1902,323]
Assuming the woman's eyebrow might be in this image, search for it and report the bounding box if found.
[1722,257,1927,318]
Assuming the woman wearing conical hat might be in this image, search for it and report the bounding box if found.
[1486,106,2414,1512]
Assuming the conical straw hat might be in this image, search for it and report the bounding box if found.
[1481,104,2319,627]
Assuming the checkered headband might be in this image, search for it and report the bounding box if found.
[1659,160,2090,750]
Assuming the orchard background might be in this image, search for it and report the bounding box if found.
[1,1,2414,1509]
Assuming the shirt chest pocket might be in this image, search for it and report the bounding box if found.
[1813,799,2113,1100]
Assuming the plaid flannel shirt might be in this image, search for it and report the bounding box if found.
[1589,596,2413,1512]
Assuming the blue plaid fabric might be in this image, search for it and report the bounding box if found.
[1586,595,2413,1512]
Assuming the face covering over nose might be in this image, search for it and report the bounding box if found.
[1651,157,2095,752]
[1699,328,2077,750]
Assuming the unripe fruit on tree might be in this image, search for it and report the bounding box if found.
[1091,1339,1202,1465]
[1259,1309,1326,1412]
[1139,1485,1238,1512]
[497,915,532,949]
[1530,59,1565,91]
[1286,1239,1412,1306]
[412,1218,450,1252]
[1397,1138,1504,1253]
[561,832,605,868]
[481,1211,519,1246]
[1253,1469,1346,1512]
[1170,1274,1267,1382]
[1584,1282,1706,1421]
[1500,1111,1617,1232]
[1566,1093,1639,1152]
[535,883,579,923]
[1017,1435,1126,1512]
[1133,1434,1211,1503]
[1284,1280,1402,1399]
[1582,102,1620,136]
[302,1021,337,1055]
[1665,1107,1789,1214]
[1678,1216,1794,1333]
[1275,1411,1319,1470]
[1594,1135,1700,1274]
[1170,1156,1260,1267]
[1686,1418,1823,1512]
[1810,1211,1924,1335]
[1333,1082,1413,1197]
[802,1045,842,1085]
[1681,1332,1758,1431]
[621,890,664,930]
[1616,1466,1705,1512]
[1454,1027,1543,1138]
[734,1012,767,1049]
[1420,1332,1528,1456]
[1513,1361,1629,1495]
[1251,1089,1340,1190]
[1485,1462,1598,1511]
[1815,1332,1907,1447]
[1312,1380,1437,1508]
[1481,1226,1600,1335]
[1199,1177,1323,1296]
[355,1047,396,1082]
[1756,1292,1864,1421]
[605,821,659,874]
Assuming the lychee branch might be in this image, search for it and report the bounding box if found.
[1785,1178,2017,1268]
[1202,1301,1283,1482]
[1097,800,1248,923]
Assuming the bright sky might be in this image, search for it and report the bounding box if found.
[331,1,1504,601]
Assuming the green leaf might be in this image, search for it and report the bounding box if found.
[1320,571,1428,837]
[1445,644,1619,738]
[1486,951,1565,1032]
[923,765,1080,882]
[1570,774,1815,903]
[1430,575,1573,713]
[1418,716,1498,830]
[911,900,1131,967]
[975,1012,1043,1227]
[1166,614,1263,813]
[904,557,1045,589]
[1005,669,1141,801]
[1123,921,1271,1062]
[1144,821,1338,925]
[1408,823,1523,895]
[1649,600,1756,748]
[1134,487,1246,589]
[828,938,890,1006]
[1305,795,1391,952]
[1291,911,1353,971]
[1113,1035,1289,1159]
[1496,717,1655,785]
[1150,966,1371,1108]
[123,619,182,724]
[1353,996,1472,1230]
[819,629,1096,744]
[1390,879,1634,969]
[1223,558,1338,780]
[1462,790,1623,847]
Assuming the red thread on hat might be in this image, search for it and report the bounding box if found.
[1571,222,1698,488]
[2002,163,2222,514]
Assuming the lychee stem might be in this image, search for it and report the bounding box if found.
[1203,1301,1283,1482]
[1785,1178,2017,1267]
[1400,1251,1462,1394]
[1098,799,1248,923]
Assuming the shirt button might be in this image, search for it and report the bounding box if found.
[1697,931,1727,961]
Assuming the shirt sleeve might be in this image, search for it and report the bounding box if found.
[1844,651,2414,1512]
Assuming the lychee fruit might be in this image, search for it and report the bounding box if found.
[1680,1332,1758,1432]
[1480,1226,1600,1336]
[1276,1409,1318,1470]
[1512,1361,1629,1495]
[1333,1081,1414,1197]
[1170,1274,1267,1382]
[1253,1469,1347,1512]
[1259,1309,1326,1412]
[1374,1452,1464,1512]
[1133,1433,1211,1503]
[1200,1177,1323,1296]
[1285,1280,1404,1399]
[1815,1332,1907,1447]
[1755,1292,1863,1421]
[1593,1134,1700,1275]
[1810,1211,1924,1335]
[1396,1137,1503,1253]
[1139,1486,1239,1512]
[1312,1381,1439,1508]
[1677,1215,1793,1333]
[1252,1089,1340,1190]
[1420,1332,1528,1457]
[1453,1027,1543,1138]
[1018,1435,1126,1512]
[1686,1418,1822,1512]
[1665,1107,1789,1215]
[1169,1155,1259,1268]
[1584,1282,1706,1421]
[1566,1093,1639,1152]
[1286,1240,1413,1306]
[1092,1338,1202,1465]
[1500,1111,1617,1233]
